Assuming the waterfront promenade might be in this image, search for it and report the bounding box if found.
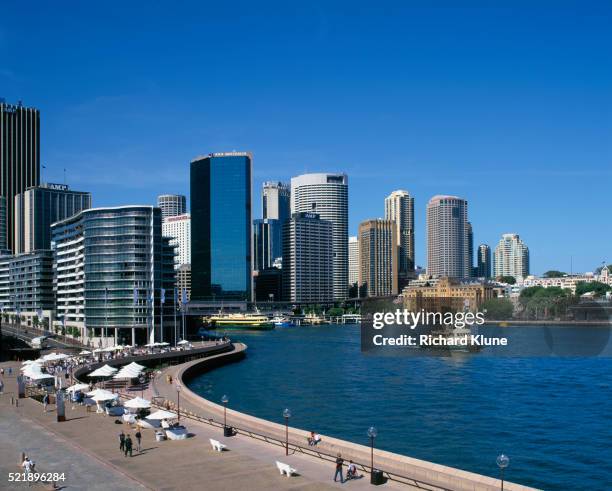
[0,359,408,490]
[0,345,538,491]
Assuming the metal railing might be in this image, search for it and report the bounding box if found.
[119,391,450,491]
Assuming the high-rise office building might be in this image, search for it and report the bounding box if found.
[0,197,7,251]
[426,195,470,278]
[262,181,290,222]
[191,152,252,302]
[358,219,398,297]
[157,194,187,219]
[253,218,282,272]
[14,183,91,254]
[162,213,191,266]
[52,206,176,346]
[477,244,492,278]
[1,101,40,252]
[348,236,359,286]
[467,221,474,277]
[494,234,529,280]
[291,173,348,300]
[282,212,333,303]
[384,190,415,288]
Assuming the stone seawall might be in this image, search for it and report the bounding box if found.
[176,343,538,491]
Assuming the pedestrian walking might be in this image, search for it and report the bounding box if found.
[334,453,344,483]
[8,367,12,376]
[135,430,142,452]
[0,379,4,394]
[43,393,49,412]
[124,435,133,457]
[119,431,125,453]
[22,456,34,487]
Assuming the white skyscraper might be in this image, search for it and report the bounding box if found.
[384,190,415,287]
[426,195,470,278]
[291,173,348,300]
[162,214,191,266]
[348,236,359,286]
[494,233,529,280]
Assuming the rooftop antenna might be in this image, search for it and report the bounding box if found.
[63,168,66,185]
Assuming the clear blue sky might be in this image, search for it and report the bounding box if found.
[1,2,610,274]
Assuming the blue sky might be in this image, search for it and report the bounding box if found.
[1,2,610,274]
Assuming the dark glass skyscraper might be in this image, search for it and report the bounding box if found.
[0,101,40,253]
[190,152,252,302]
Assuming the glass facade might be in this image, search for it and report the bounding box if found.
[191,153,252,301]
[52,206,176,346]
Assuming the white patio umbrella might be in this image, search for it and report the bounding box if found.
[124,397,151,409]
[88,365,118,378]
[113,367,142,379]
[177,340,189,345]
[66,383,90,393]
[24,370,54,381]
[79,350,92,355]
[157,342,170,346]
[90,390,118,402]
[42,352,70,362]
[147,409,177,420]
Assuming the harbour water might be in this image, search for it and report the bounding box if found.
[187,324,612,490]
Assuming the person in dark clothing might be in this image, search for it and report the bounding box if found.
[134,430,142,452]
[119,431,125,453]
[334,453,344,483]
[124,435,133,457]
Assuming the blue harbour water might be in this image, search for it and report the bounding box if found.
[187,325,612,490]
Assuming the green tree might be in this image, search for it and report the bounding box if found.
[575,281,611,296]
[497,275,516,285]
[328,307,344,317]
[481,298,514,320]
[543,270,566,278]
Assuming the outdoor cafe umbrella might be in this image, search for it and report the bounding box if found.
[113,366,143,379]
[87,365,118,378]
[42,352,70,362]
[79,350,92,355]
[124,397,151,409]
[176,340,189,345]
[66,383,90,393]
[147,409,177,420]
[90,390,118,402]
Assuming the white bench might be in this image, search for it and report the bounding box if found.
[276,461,297,477]
[209,438,227,452]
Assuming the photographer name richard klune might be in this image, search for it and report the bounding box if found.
[372,333,509,347]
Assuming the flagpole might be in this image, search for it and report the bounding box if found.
[174,288,178,345]
[160,288,165,344]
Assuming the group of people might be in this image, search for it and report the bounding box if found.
[334,454,361,483]
[307,431,322,446]
[118,430,142,457]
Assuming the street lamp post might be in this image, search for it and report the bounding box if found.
[496,454,510,491]
[221,395,231,436]
[176,384,182,423]
[367,426,377,474]
[283,408,291,456]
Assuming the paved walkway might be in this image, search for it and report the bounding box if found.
[0,360,408,491]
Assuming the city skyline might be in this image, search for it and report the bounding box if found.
[2,4,611,274]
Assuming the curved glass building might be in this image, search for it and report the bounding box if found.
[52,206,176,347]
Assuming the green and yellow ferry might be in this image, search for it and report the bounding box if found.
[202,311,275,331]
